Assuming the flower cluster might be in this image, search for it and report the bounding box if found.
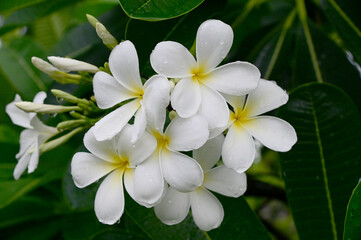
[6,18,297,231]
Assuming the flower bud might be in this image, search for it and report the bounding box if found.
[96,22,118,50]
[15,102,81,113]
[48,56,99,73]
[39,127,84,153]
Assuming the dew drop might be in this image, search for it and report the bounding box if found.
[163,60,168,64]
[219,41,224,45]
[167,200,172,204]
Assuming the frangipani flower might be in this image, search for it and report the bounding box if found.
[131,85,209,206]
[150,19,260,132]
[48,56,99,73]
[71,125,157,224]
[6,92,58,179]
[154,135,247,231]
[222,79,297,173]
[93,40,169,142]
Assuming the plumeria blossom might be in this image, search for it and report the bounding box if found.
[71,125,157,224]
[150,19,260,133]
[6,92,58,179]
[131,85,209,206]
[222,79,297,173]
[93,40,169,142]
[154,135,247,231]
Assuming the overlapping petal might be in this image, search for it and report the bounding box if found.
[166,115,209,152]
[243,79,289,117]
[154,186,190,225]
[203,166,247,197]
[71,152,117,188]
[133,151,165,207]
[13,152,31,180]
[190,187,224,231]
[84,127,118,162]
[222,124,255,173]
[93,71,137,109]
[160,149,203,192]
[198,85,229,130]
[92,99,141,141]
[94,169,125,225]
[242,116,297,152]
[151,41,196,78]
[205,62,260,95]
[6,94,32,129]
[27,137,40,173]
[196,19,233,72]
[109,40,143,92]
[131,104,147,143]
[193,134,224,171]
[170,78,201,118]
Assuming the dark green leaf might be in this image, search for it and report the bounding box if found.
[319,0,361,64]
[343,181,361,240]
[118,0,204,21]
[278,83,361,239]
[0,0,46,13]
[209,196,271,240]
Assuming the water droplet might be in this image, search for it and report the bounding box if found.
[219,41,224,45]
[167,200,172,204]
[163,60,168,64]
[56,97,64,103]
[145,171,149,176]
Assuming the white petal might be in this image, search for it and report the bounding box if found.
[242,116,297,152]
[198,85,229,130]
[83,127,118,162]
[190,187,224,231]
[116,124,157,166]
[196,20,233,72]
[222,124,255,173]
[30,117,57,135]
[243,79,289,117]
[109,41,143,92]
[6,94,32,128]
[71,152,116,188]
[48,56,99,73]
[161,149,203,192]
[123,168,136,200]
[33,91,47,104]
[170,78,201,118]
[133,151,165,207]
[150,41,196,78]
[94,169,125,225]
[92,99,140,141]
[222,93,246,111]
[93,71,138,109]
[16,129,38,159]
[27,137,40,173]
[204,166,247,197]
[131,103,147,143]
[193,134,224,171]
[166,115,209,152]
[154,186,190,225]
[143,75,171,132]
[13,152,31,180]
[204,62,260,95]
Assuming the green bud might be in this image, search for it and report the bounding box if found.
[15,102,82,114]
[169,110,178,121]
[96,22,118,50]
[57,119,87,130]
[86,14,99,28]
[39,127,84,153]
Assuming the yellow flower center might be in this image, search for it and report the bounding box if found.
[191,65,206,83]
[230,108,249,126]
[153,131,170,151]
[112,154,130,170]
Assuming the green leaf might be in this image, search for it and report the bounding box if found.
[209,196,271,240]
[319,0,361,64]
[118,0,204,21]
[0,37,50,100]
[0,0,46,13]
[277,83,361,239]
[344,181,361,240]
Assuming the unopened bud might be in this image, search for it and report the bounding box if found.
[169,110,178,121]
[51,89,89,105]
[32,57,60,75]
[57,119,87,130]
[96,22,118,49]
[86,14,99,28]
[48,56,99,74]
[39,127,84,153]
[15,102,81,113]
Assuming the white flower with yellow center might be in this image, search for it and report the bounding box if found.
[150,19,260,133]
[222,79,297,172]
[92,40,169,142]
[154,135,247,231]
[6,92,58,180]
[71,125,157,224]
[130,86,209,207]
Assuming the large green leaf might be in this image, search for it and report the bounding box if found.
[118,0,204,21]
[343,181,361,240]
[0,0,46,13]
[277,83,361,239]
[319,0,361,64]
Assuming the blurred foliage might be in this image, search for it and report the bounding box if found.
[0,0,360,239]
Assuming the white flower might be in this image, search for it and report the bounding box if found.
[5,92,58,180]
[222,79,297,173]
[130,85,209,207]
[48,56,99,73]
[71,125,157,224]
[154,135,247,231]
[150,19,260,133]
[92,40,170,142]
